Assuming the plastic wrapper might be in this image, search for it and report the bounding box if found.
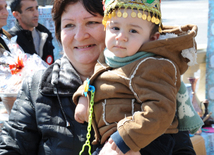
[0,36,48,95]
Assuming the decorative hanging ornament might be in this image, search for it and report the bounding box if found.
[102,0,162,31]
[9,56,24,75]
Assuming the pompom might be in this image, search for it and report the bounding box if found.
[181,48,197,66]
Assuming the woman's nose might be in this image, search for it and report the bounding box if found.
[74,26,90,41]
[115,32,128,42]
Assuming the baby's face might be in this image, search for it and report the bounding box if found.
[105,9,153,58]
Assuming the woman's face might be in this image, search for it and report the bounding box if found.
[61,2,105,66]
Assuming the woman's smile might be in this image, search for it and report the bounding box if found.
[74,44,96,49]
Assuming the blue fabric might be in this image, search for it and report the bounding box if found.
[139,131,195,155]
[111,131,130,154]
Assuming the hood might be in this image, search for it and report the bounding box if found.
[139,24,198,75]
[39,55,82,96]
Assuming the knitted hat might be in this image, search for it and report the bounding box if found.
[102,0,162,31]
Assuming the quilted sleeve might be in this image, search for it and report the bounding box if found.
[0,74,42,155]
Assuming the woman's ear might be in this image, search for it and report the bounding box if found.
[150,32,160,41]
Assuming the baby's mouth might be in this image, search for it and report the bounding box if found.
[114,46,126,49]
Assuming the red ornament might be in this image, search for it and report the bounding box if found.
[9,56,24,75]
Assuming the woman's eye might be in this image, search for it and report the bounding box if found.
[65,24,74,28]
[130,29,137,33]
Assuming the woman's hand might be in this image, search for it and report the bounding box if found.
[74,96,89,123]
[99,138,141,155]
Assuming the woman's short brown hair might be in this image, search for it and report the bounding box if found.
[51,0,104,43]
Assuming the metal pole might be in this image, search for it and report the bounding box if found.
[206,0,214,118]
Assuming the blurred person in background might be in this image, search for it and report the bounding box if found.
[0,0,11,103]
[0,0,11,53]
[8,0,54,65]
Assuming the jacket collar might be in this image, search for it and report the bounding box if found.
[39,55,82,96]
[13,21,47,34]
[15,20,25,31]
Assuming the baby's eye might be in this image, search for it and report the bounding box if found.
[112,27,120,31]
[87,21,101,25]
[130,29,138,33]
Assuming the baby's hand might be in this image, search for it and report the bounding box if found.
[99,138,141,155]
[74,96,89,123]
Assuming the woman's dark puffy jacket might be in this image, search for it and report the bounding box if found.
[0,55,96,155]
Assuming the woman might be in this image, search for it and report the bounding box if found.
[0,0,195,154]
[0,0,105,154]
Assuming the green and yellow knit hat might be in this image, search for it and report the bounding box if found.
[102,0,162,31]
